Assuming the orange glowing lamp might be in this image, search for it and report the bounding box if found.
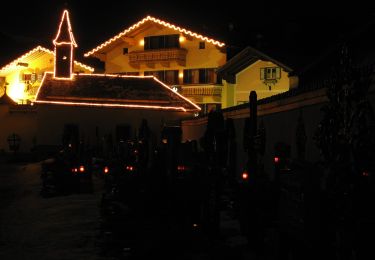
[274,157,280,163]
[177,165,188,172]
[79,165,85,172]
[104,166,109,174]
[242,171,249,180]
[126,165,134,171]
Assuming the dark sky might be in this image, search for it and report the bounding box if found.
[1,1,374,70]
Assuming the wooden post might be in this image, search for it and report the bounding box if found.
[248,91,257,179]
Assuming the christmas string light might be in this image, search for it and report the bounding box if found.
[85,15,225,57]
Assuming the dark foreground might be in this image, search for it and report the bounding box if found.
[0,162,253,260]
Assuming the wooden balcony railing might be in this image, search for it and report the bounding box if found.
[181,85,222,97]
[129,48,187,66]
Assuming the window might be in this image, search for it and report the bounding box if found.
[199,42,205,49]
[144,34,180,50]
[260,67,281,80]
[164,70,179,85]
[20,73,31,82]
[199,103,221,115]
[183,68,216,84]
[144,70,179,85]
[123,48,128,54]
[183,69,199,84]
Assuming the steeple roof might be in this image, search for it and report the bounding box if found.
[53,10,77,47]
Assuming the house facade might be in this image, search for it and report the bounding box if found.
[0,46,94,104]
[33,11,199,152]
[0,10,200,154]
[84,16,226,114]
[217,46,298,108]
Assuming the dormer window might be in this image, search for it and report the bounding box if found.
[144,34,180,50]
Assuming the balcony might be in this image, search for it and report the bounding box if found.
[129,48,187,68]
[182,85,222,96]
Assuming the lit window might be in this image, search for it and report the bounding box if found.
[183,68,216,84]
[21,73,32,82]
[144,34,179,50]
[260,67,281,80]
[144,70,179,85]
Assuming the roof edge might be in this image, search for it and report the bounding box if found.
[218,46,293,75]
[84,15,225,57]
[0,45,94,74]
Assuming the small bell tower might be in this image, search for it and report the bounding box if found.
[53,10,77,79]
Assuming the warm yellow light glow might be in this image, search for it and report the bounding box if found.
[34,72,201,112]
[84,16,225,57]
[8,81,26,102]
[179,72,183,78]
[179,36,185,42]
[0,46,94,74]
[140,39,144,46]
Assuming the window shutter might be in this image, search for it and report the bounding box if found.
[144,37,150,50]
[37,73,43,82]
[31,73,36,83]
[260,68,265,80]
[276,67,281,79]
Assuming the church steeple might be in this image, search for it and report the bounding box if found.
[53,10,77,79]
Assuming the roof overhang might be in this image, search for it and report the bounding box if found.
[85,16,225,58]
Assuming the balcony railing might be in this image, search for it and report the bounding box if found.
[181,85,222,97]
[129,48,187,66]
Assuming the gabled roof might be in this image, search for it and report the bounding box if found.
[0,46,94,75]
[53,10,77,47]
[35,72,200,112]
[217,46,293,84]
[84,15,225,57]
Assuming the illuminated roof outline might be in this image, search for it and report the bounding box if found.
[34,72,201,112]
[0,46,94,74]
[84,15,225,57]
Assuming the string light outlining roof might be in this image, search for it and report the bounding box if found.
[53,9,77,47]
[0,46,94,74]
[34,72,201,112]
[84,15,225,57]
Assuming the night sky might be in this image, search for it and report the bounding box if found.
[0,1,374,71]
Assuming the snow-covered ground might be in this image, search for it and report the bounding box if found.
[0,162,110,260]
[0,162,257,260]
